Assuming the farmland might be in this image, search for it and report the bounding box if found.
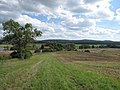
[0,49,120,90]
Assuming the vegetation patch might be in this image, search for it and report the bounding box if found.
[35,43,76,53]
[2,19,42,59]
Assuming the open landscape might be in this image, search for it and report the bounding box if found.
[0,48,120,90]
[0,0,120,90]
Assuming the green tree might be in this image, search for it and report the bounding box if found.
[2,19,42,59]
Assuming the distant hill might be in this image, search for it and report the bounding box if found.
[1,39,120,45]
[36,39,120,45]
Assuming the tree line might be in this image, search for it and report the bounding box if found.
[34,43,76,53]
[79,44,120,49]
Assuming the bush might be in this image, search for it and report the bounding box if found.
[34,43,76,53]
[24,51,32,59]
[84,50,90,52]
[10,51,20,58]
[64,44,75,51]
[74,49,78,51]
[10,51,32,59]
[44,43,75,51]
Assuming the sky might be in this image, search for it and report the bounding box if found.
[0,0,120,41]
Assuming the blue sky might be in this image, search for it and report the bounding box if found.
[0,0,120,41]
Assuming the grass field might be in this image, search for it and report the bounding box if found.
[0,49,120,90]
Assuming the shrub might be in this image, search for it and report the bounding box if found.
[74,49,78,51]
[91,45,95,48]
[65,44,75,51]
[44,43,75,51]
[35,43,76,53]
[10,51,20,58]
[10,51,32,59]
[24,51,32,59]
[84,50,90,52]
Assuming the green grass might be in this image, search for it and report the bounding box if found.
[35,43,42,47]
[30,53,120,90]
[0,54,43,90]
[0,52,120,90]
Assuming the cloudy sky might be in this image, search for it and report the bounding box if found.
[0,0,120,41]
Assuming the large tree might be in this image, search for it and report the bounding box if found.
[2,19,42,59]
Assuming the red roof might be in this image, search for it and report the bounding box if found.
[44,46,50,49]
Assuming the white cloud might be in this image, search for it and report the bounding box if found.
[84,0,102,4]
[15,14,57,33]
[0,24,4,38]
[116,8,120,23]
[0,0,119,41]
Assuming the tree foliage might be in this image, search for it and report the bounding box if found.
[2,19,42,59]
[35,43,76,53]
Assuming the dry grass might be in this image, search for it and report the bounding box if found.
[54,49,120,80]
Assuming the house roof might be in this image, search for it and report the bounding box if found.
[44,46,50,49]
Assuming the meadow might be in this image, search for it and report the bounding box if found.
[0,49,120,90]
